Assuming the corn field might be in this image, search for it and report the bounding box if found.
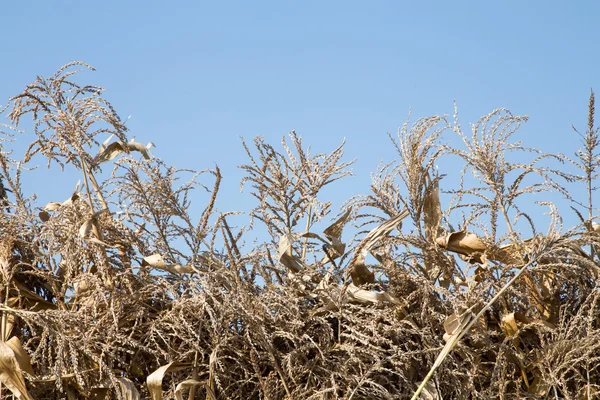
[1,62,600,399]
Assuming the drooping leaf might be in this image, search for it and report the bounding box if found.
[117,377,141,400]
[322,209,352,261]
[350,210,409,285]
[142,254,196,275]
[0,340,32,400]
[93,139,153,166]
[435,231,487,263]
[277,231,326,273]
[5,337,34,376]
[442,311,474,343]
[501,312,530,338]
[174,379,215,400]
[147,361,192,400]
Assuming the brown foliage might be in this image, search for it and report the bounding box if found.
[0,64,600,399]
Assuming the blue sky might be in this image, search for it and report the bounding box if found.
[1,1,599,233]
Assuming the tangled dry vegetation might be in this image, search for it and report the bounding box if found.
[0,63,599,399]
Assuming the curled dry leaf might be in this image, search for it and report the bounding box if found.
[435,231,487,263]
[443,311,475,343]
[0,340,32,400]
[79,219,94,239]
[501,312,530,338]
[117,377,141,400]
[41,181,81,221]
[142,254,167,268]
[79,208,110,240]
[43,202,62,212]
[142,254,196,275]
[174,379,215,400]
[315,274,400,310]
[85,237,113,247]
[347,283,401,305]
[436,231,529,265]
[350,210,409,285]
[5,337,34,376]
[147,361,192,400]
[93,138,153,166]
[278,231,327,273]
[278,232,301,273]
[322,209,352,261]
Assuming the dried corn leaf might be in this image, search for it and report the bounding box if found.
[142,254,195,275]
[350,210,409,284]
[347,283,401,305]
[435,231,487,263]
[278,232,301,273]
[443,311,474,343]
[443,313,461,337]
[6,337,33,376]
[278,231,326,273]
[436,231,530,265]
[323,209,352,241]
[174,379,214,400]
[322,209,351,261]
[85,237,113,247]
[40,200,63,221]
[43,202,62,212]
[12,281,56,311]
[2,311,15,341]
[501,312,530,337]
[147,361,192,400]
[159,264,195,274]
[93,139,153,166]
[79,208,109,240]
[126,140,154,159]
[142,254,167,268]
[315,275,400,310]
[0,340,32,400]
[79,218,94,239]
[117,377,141,400]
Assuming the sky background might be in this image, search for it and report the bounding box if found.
[1,1,599,236]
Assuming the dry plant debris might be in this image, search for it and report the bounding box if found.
[0,63,599,399]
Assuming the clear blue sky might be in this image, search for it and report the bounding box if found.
[1,1,599,229]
